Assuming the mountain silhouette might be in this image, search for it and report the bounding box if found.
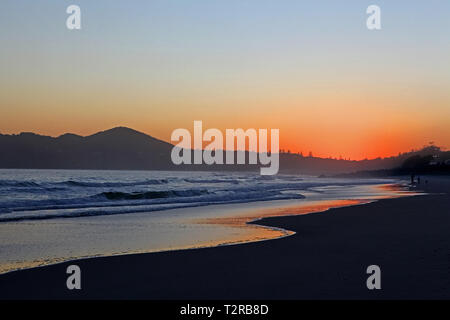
[0,127,174,170]
[0,127,447,174]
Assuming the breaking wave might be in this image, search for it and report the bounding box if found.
[0,171,394,223]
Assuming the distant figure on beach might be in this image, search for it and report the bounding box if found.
[411,174,415,185]
[417,176,421,184]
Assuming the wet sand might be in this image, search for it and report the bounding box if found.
[0,183,402,275]
[0,176,449,299]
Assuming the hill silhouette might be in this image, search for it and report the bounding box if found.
[0,127,174,170]
[0,127,447,174]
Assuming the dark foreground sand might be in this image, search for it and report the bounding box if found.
[1,176,449,300]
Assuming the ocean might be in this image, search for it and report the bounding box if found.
[0,169,412,273]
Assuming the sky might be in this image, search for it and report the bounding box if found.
[0,0,449,160]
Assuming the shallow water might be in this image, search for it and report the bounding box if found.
[0,169,415,274]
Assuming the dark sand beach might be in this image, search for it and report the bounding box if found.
[1,176,449,300]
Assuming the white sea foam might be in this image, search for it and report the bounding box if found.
[0,170,394,222]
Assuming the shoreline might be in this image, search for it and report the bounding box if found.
[0,183,411,276]
[0,199,374,276]
[0,177,448,299]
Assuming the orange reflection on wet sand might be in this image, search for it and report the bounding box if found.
[193,199,370,243]
[193,183,422,246]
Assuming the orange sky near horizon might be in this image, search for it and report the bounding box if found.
[1,94,448,161]
[1,59,449,160]
[1,66,449,160]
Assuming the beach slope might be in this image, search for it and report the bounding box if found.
[0,177,449,300]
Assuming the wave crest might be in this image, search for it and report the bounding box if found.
[100,189,210,200]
